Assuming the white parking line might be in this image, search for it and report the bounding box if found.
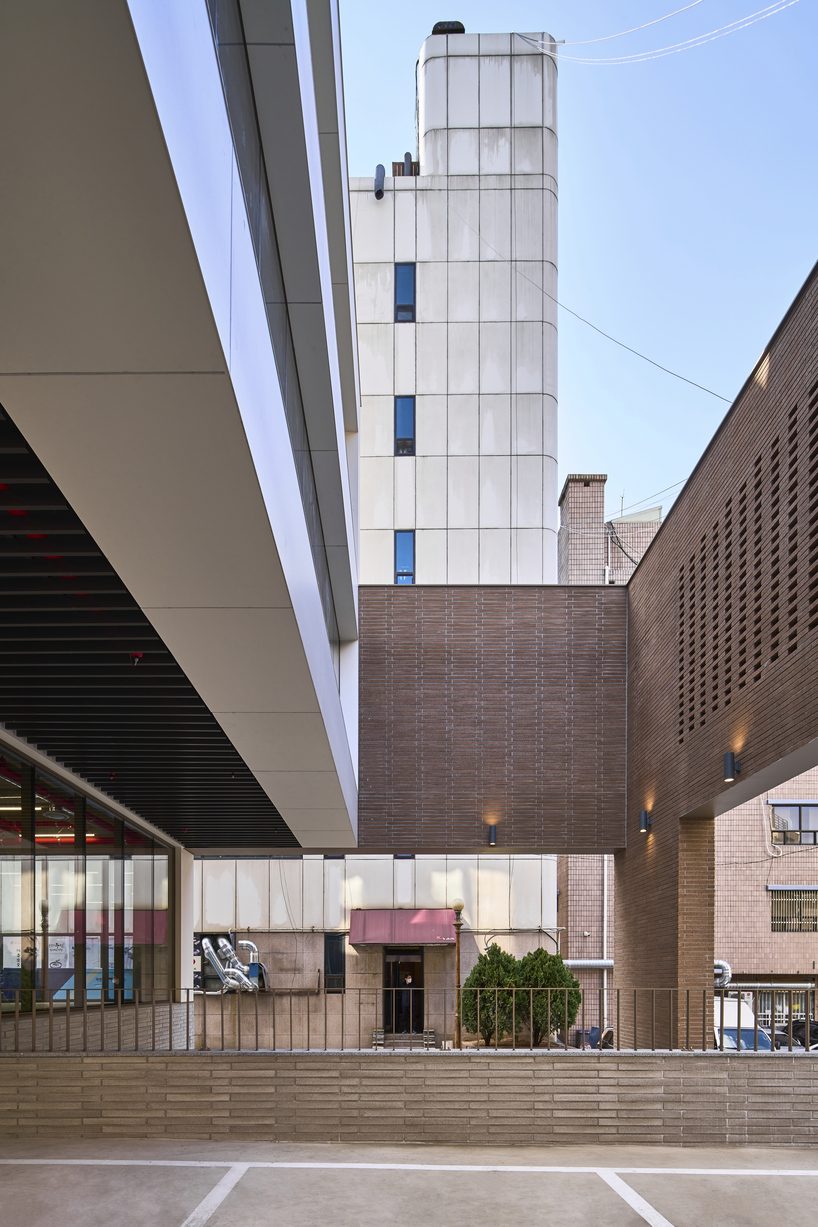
[597,1169,676,1227]
[180,1164,249,1227]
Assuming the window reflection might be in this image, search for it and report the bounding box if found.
[0,748,173,1011]
[770,801,818,845]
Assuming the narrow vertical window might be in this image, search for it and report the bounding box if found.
[395,396,415,456]
[394,263,416,322]
[395,531,415,584]
[324,932,345,992]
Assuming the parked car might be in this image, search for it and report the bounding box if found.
[792,1019,818,1050]
[713,997,772,1049]
[762,1026,806,1050]
[761,1020,818,1050]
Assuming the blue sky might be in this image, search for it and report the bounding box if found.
[339,1,817,519]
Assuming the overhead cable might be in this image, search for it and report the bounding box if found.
[556,0,708,46]
[449,206,731,403]
[605,479,688,521]
[517,0,801,64]
[606,522,642,567]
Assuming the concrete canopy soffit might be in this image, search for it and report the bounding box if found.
[0,0,357,849]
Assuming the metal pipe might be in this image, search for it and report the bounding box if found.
[602,854,608,1027]
[374,164,385,200]
[217,937,249,975]
[719,981,814,990]
[714,959,732,988]
[202,938,255,992]
[237,939,270,990]
[563,959,614,970]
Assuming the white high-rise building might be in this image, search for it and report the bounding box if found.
[351,26,558,585]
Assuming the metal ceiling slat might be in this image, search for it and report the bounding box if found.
[0,537,104,556]
[0,409,297,850]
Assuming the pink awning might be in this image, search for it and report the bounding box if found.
[348,908,455,945]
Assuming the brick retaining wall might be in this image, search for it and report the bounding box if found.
[1,1050,817,1146]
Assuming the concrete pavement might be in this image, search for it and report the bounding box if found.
[3,1138,818,1226]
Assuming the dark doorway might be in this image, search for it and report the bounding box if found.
[383,947,423,1032]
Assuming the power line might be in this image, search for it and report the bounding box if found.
[606,521,641,567]
[518,0,801,65]
[554,295,731,401]
[450,206,732,403]
[557,0,708,46]
[605,478,688,521]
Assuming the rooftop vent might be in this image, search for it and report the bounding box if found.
[432,21,465,35]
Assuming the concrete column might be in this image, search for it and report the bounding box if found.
[174,848,195,1000]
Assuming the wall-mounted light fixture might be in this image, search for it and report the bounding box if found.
[723,752,741,783]
[488,825,497,846]
[639,810,651,833]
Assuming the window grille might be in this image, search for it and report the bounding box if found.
[771,888,818,931]
[756,989,811,1027]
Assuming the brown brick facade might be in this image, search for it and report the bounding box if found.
[628,263,818,831]
[358,585,627,852]
[617,259,818,999]
[357,261,818,1001]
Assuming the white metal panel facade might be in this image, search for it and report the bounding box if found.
[196,854,557,935]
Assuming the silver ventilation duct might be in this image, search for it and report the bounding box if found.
[714,959,732,988]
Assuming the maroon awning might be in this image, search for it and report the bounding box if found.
[348,908,455,945]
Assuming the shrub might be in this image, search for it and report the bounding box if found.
[516,949,581,1045]
[460,943,519,1045]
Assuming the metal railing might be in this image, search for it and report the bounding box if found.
[0,989,191,1054]
[3,984,815,1053]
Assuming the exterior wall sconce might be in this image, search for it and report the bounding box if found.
[639,810,651,833]
[488,824,497,846]
[723,752,741,782]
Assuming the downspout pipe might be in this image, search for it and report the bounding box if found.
[602,854,608,1025]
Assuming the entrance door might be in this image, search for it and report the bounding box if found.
[383,947,423,1032]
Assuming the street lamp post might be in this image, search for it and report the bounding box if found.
[452,898,464,1050]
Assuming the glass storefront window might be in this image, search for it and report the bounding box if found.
[0,752,25,850]
[0,746,173,1011]
[35,771,75,848]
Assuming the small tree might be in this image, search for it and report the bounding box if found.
[516,949,581,1045]
[461,943,519,1045]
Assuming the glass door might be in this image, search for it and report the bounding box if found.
[383,947,423,1032]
